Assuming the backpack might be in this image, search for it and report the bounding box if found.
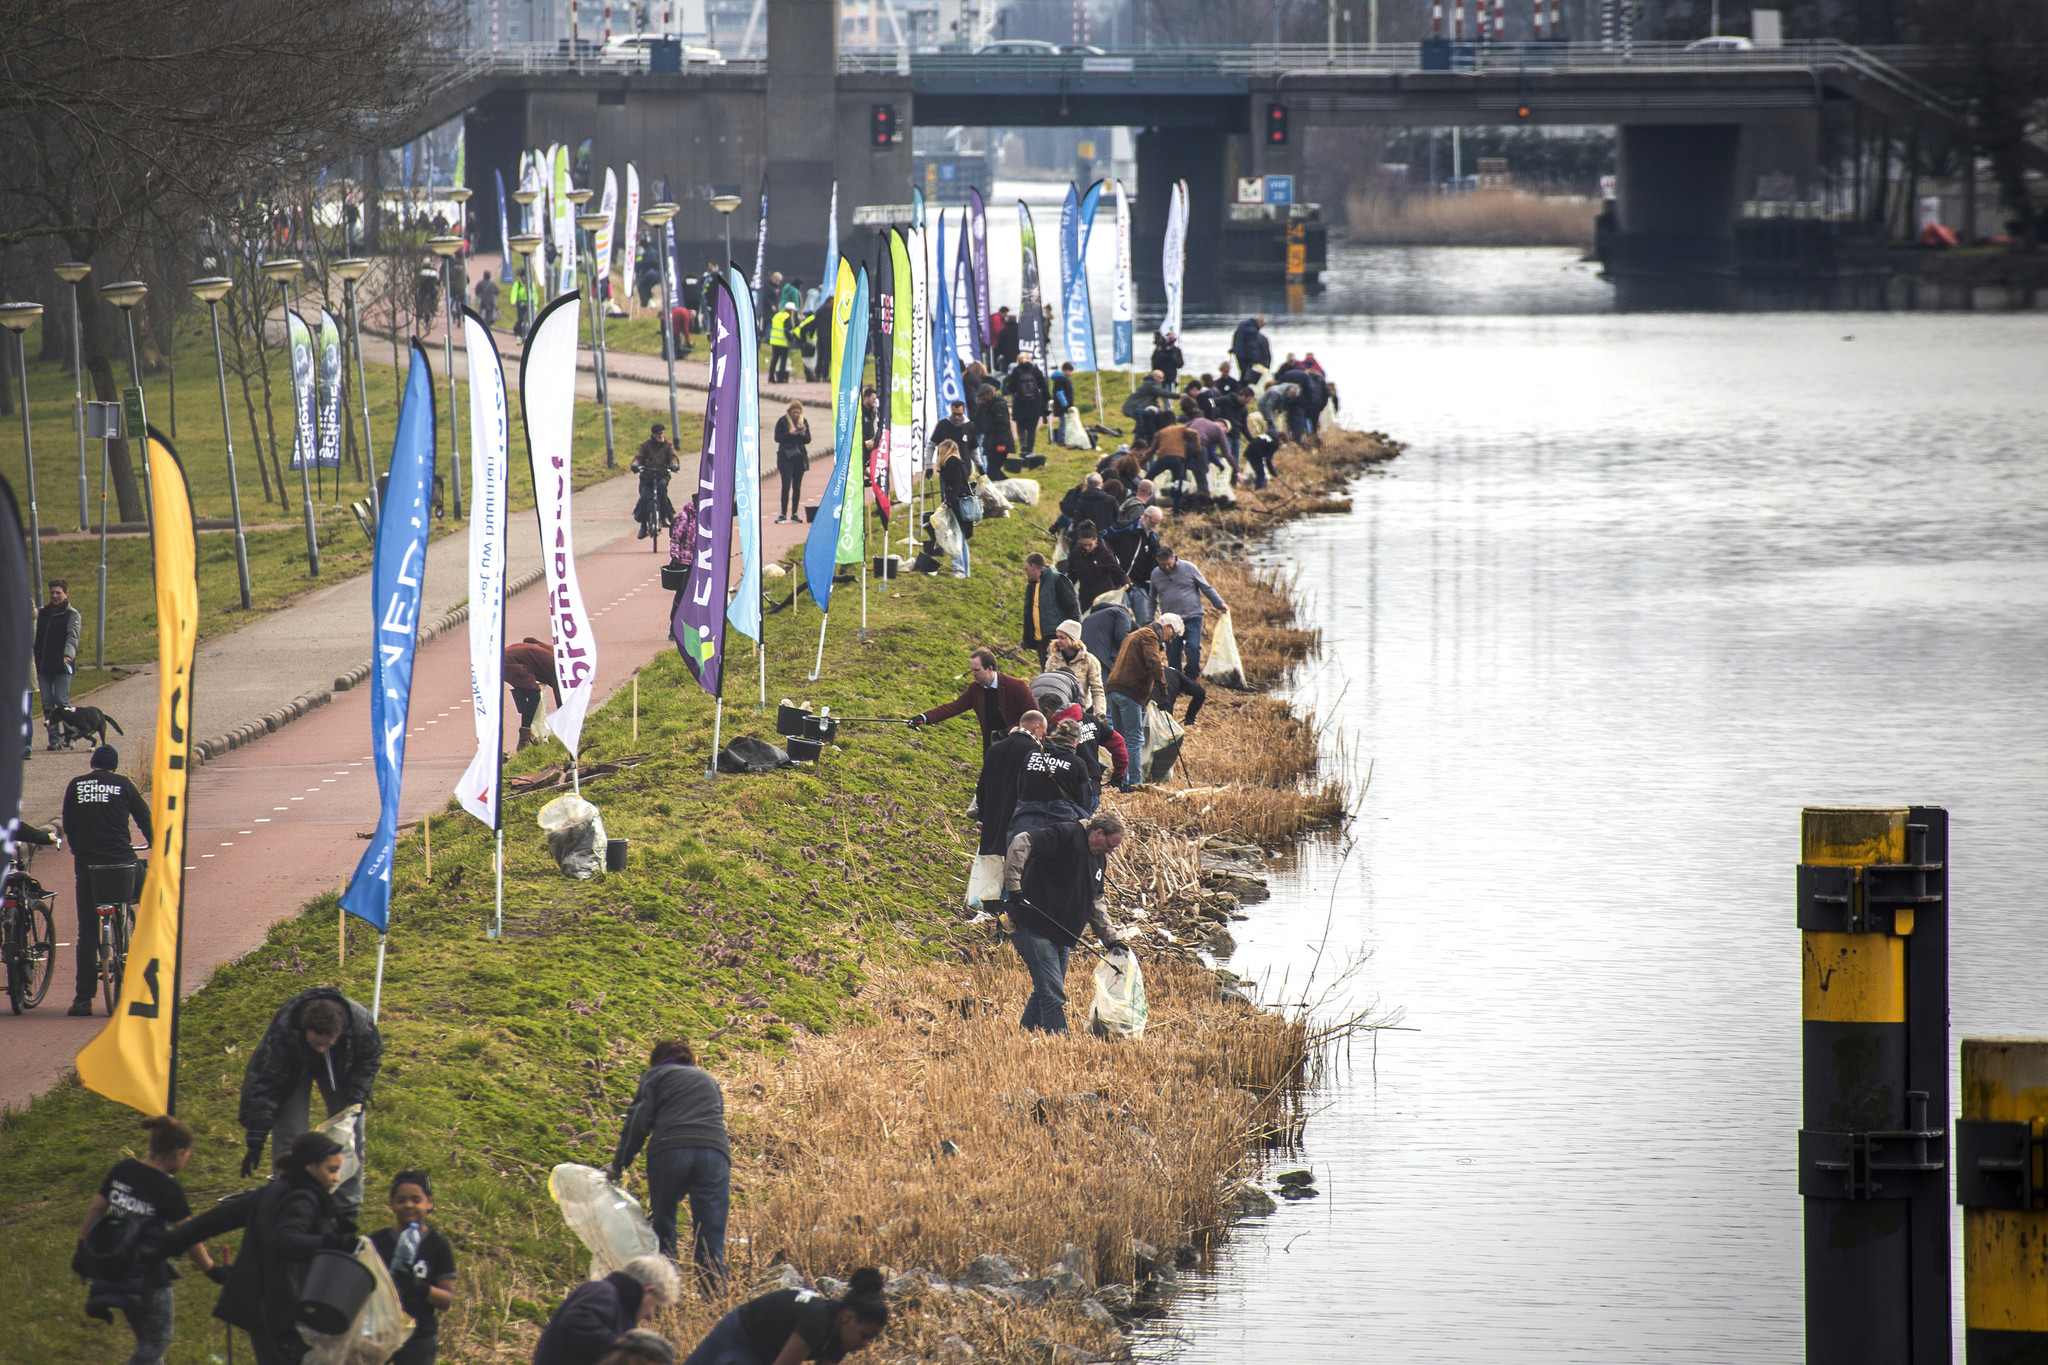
[73,1207,156,1281]
[1015,369,1043,403]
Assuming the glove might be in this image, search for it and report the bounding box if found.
[604,1165,624,1185]
[204,1263,230,1285]
[907,714,928,730]
[1102,937,1126,954]
[240,1137,267,1178]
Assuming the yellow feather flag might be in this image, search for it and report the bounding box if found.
[77,430,198,1116]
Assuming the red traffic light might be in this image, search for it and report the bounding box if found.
[871,104,897,147]
[1265,102,1288,145]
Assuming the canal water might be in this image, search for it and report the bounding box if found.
[1136,268,2048,1360]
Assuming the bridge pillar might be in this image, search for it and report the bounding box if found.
[1135,129,1226,315]
[1606,124,1740,304]
[764,0,837,280]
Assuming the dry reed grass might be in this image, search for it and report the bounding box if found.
[1344,185,1599,246]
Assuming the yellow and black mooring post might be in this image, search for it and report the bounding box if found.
[1799,806,1950,1364]
[1957,1039,2048,1361]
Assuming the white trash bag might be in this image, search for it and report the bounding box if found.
[299,1238,416,1365]
[312,1104,364,1191]
[549,1163,660,1280]
[1201,612,1246,690]
[1140,702,1185,784]
[965,853,1004,910]
[1058,409,1090,448]
[990,477,1041,506]
[1087,950,1148,1041]
[538,795,608,880]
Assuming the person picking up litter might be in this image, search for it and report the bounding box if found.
[237,986,382,1224]
[370,1169,458,1365]
[1002,810,1128,1034]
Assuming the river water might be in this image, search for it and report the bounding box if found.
[1135,253,2048,1361]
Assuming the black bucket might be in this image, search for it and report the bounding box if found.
[296,1248,375,1335]
[872,555,898,580]
[775,704,808,736]
[802,715,838,744]
[787,736,823,762]
[660,561,689,592]
[804,504,820,523]
[605,839,628,872]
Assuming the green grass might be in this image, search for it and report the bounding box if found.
[0,369,1147,1364]
[2,320,703,689]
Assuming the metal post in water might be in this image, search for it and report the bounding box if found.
[1797,805,1949,1365]
[1957,1037,2048,1360]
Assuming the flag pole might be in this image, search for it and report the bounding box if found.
[707,696,724,778]
[490,827,504,940]
[810,612,829,680]
[371,934,388,1021]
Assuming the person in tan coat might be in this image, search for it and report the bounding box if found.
[1049,620,1106,717]
[1104,613,1180,791]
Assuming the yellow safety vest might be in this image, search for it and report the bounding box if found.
[769,311,791,346]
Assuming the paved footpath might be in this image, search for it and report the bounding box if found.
[0,382,829,1111]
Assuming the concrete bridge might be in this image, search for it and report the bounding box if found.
[405,3,1986,305]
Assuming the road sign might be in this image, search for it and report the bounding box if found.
[122,386,146,442]
[1265,175,1295,206]
[1237,177,1265,205]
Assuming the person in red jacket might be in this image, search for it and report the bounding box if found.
[502,637,560,751]
[908,648,1037,749]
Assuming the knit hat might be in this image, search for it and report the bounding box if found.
[1054,619,1083,642]
[1051,719,1083,747]
[90,745,118,771]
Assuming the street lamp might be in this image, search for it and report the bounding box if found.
[710,193,744,268]
[427,234,465,520]
[576,209,618,468]
[330,257,377,518]
[640,201,683,446]
[0,302,47,599]
[512,188,543,329]
[509,233,544,338]
[54,261,90,528]
[260,258,320,575]
[97,280,154,525]
[187,277,252,609]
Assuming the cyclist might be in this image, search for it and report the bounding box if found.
[60,745,149,1017]
[632,423,679,540]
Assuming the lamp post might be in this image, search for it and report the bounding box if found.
[98,280,154,524]
[260,258,320,575]
[640,201,683,445]
[710,193,743,269]
[576,209,618,469]
[187,277,253,609]
[0,302,47,599]
[54,261,90,529]
[427,234,465,520]
[330,257,376,517]
[509,233,544,340]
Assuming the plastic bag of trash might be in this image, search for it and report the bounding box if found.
[312,1104,364,1191]
[549,1163,660,1280]
[929,507,961,559]
[990,477,1041,506]
[1201,612,1246,689]
[1058,409,1090,449]
[1088,950,1147,1041]
[299,1238,416,1365]
[538,795,608,880]
[719,736,791,774]
[965,853,1004,910]
[1140,702,1185,784]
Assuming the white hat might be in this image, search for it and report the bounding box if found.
[1054,619,1084,641]
[1156,612,1184,635]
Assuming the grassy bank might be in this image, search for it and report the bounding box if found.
[1345,186,1597,248]
[0,383,1396,1363]
[1,319,697,679]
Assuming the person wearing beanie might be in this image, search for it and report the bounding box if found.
[1048,619,1106,718]
[60,746,151,1016]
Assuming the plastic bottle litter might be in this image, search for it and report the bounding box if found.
[549,1163,660,1279]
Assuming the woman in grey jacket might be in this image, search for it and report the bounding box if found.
[607,1039,730,1289]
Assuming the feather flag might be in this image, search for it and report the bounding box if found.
[1017,202,1045,365]
[340,347,436,932]
[674,273,740,691]
[522,294,598,756]
[804,259,867,611]
[933,212,964,415]
[727,263,763,645]
[887,228,915,504]
[968,186,990,356]
[1163,179,1188,342]
[455,312,509,830]
[1112,178,1134,369]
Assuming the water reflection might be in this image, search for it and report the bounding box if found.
[1139,313,2048,1361]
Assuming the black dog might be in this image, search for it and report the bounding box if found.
[53,704,123,750]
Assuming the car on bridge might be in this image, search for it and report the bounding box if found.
[598,34,726,66]
[1684,35,1754,51]
[975,39,1062,57]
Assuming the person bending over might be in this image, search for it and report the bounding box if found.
[679,1266,888,1365]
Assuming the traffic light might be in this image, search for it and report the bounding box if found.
[871,104,898,147]
[1266,103,1288,145]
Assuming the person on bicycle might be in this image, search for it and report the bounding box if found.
[632,423,679,540]
[60,745,149,1017]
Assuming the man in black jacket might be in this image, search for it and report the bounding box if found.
[239,986,383,1219]
[1020,554,1080,666]
[975,713,1045,868]
[1003,357,1050,457]
[1002,811,1127,1033]
[60,745,150,1015]
[1070,472,1121,536]
[1231,316,1271,384]
[34,579,80,751]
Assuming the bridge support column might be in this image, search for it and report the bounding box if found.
[1613,123,1740,282]
[1135,128,1225,314]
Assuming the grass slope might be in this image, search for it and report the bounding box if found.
[0,372,1163,1364]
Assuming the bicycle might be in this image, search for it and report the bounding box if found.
[2,842,58,1014]
[635,465,676,552]
[84,857,146,1014]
